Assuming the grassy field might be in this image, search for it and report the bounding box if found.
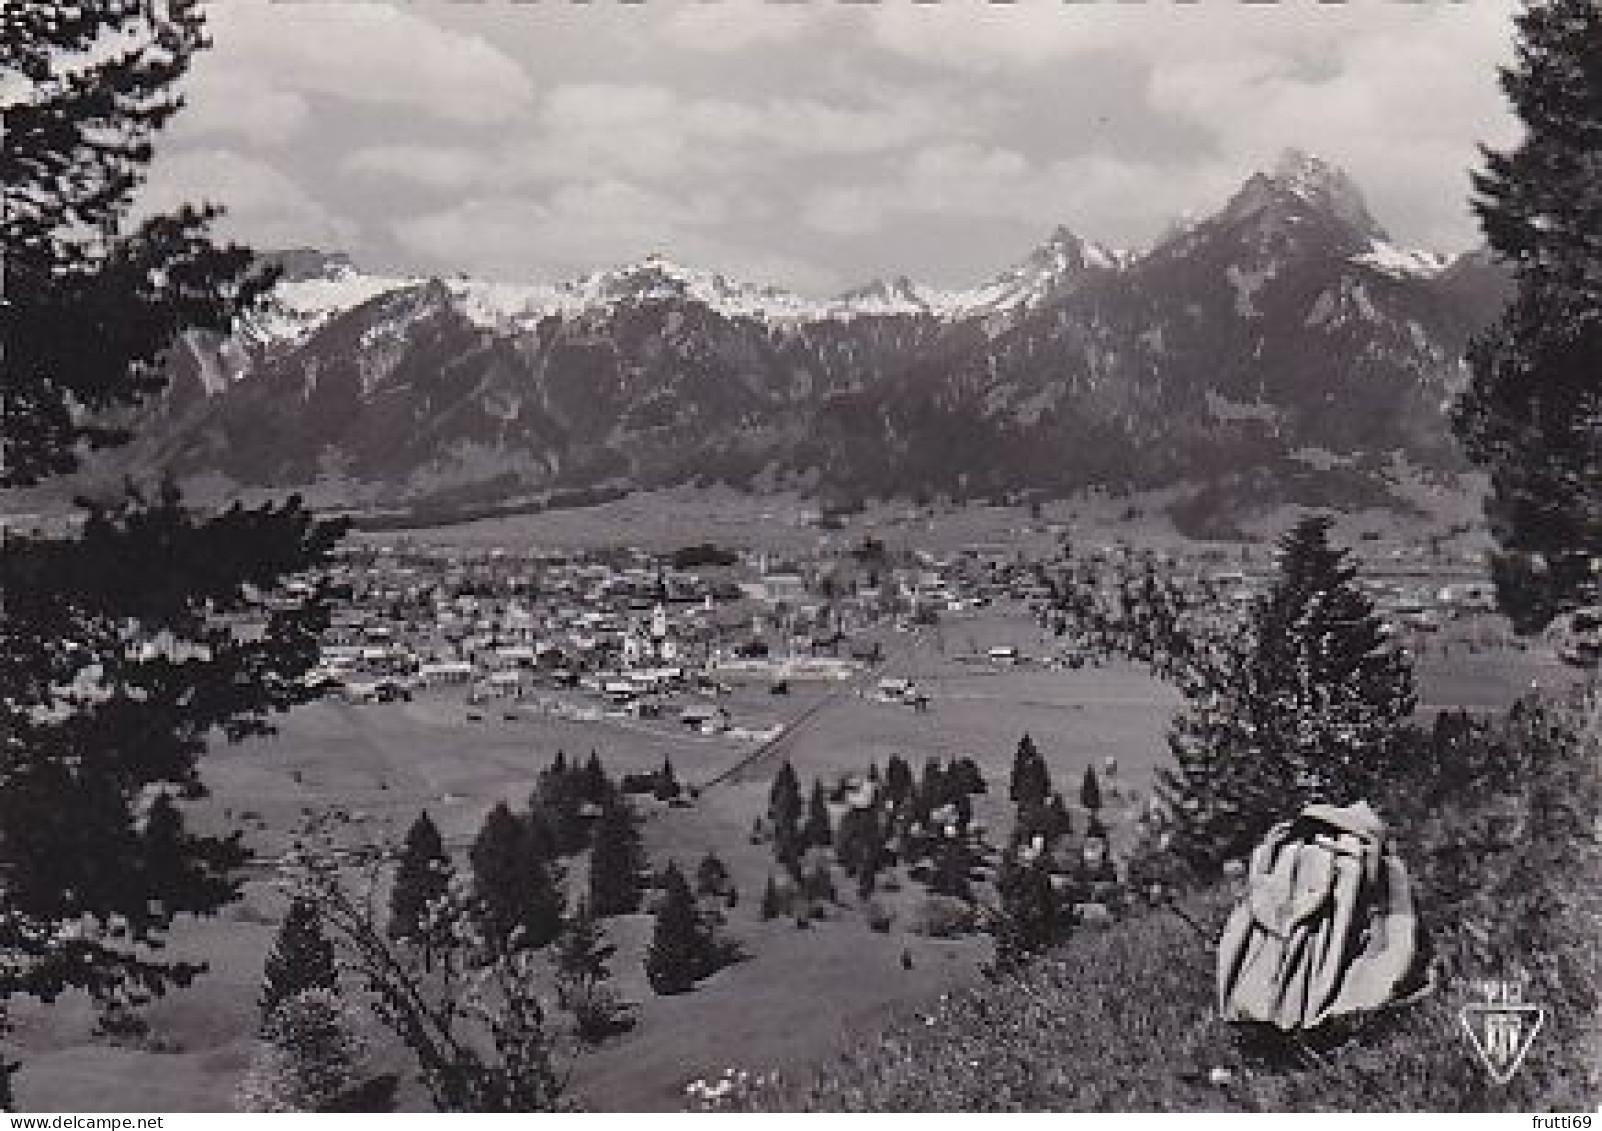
[8,594,1573,1112]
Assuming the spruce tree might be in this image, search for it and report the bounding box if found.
[759,875,785,921]
[645,863,723,995]
[653,757,682,803]
[695,852,732,899]
[1453,0,1602,631]
[588,795,646,917]
[388,811,452,947]
[1160,516,1415,872]
[803,780,833,848]
[238,989,370,1113]
[768,762,804,872]
[469,803,564,951]
[884,755,915,807]
[532,752,586,855]
[1079,766,1103,814]
[0,6,345,1095]
[580,751,611,807]
[260,899,338,1029]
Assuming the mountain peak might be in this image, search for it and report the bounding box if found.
[1221,148,1386,244]
[1236,148,1390,241]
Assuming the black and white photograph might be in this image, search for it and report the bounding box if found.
[2,0,1598,1116]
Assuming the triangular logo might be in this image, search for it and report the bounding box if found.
[1459,1001,1543,1085]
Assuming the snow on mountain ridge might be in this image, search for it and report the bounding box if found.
[1350,240,1454,280]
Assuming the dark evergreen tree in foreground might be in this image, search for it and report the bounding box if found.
[469,803,564,951]
[259,899,338,1030]
[588,795,646,917]
[1160,516,1415,871]
[644,863,734,995]
[0,1,345,1103]
[388,812,452,951]
[1453,0,1602,631]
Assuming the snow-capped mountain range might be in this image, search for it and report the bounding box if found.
[142,150,1507,521]
[249,224,1131,348]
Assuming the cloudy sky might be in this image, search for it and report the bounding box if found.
[142,0,1525,295]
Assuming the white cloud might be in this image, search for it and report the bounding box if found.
[343,145,490,193]
[174,66,309,146]
[658,4,821,53]
[393,181,839,292]
[204,0,534,124]
[141,148,357,250]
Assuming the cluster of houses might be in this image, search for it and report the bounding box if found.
[294,538,1025,714]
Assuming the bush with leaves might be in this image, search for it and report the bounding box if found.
[551,900,634,1045]
[281,843,570,1113]
[988,848,1068,975]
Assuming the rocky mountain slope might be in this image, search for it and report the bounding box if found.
[138,150,1509,517]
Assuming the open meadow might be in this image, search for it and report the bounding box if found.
[9,579,1573,1113]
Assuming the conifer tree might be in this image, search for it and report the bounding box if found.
[695,852,732,900]
[759,875,785,921]
[803,780,834,848]
[532,752,586,855]
[580,751,611,807]
[990,849,1065,974]
[884,755,915,807]
[767,762,804,872]
[644,863,729,995]
[0,6,345,1097]
[469,803,564,951]
[1080,766,1103,814]
[653,756,682,803]
[767,761,803,829]
[1453,0,1602,630]
[238,989,371,1113]
[259,899,338,1030]
[930,838,975,902]
[1160,516,1415,871]
[588,795,646,917]
[388,812,452,950]
[802,859,838,905]
[1009,734,1052,808]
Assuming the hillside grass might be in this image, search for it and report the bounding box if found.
[740,689,1601,1112]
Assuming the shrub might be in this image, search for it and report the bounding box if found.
[909,895,976,939]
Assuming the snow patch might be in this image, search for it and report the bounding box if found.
[1350,240,1452,280]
